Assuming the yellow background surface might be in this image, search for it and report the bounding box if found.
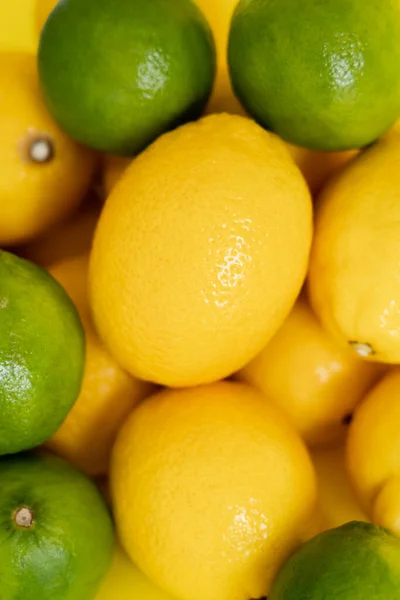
[0,0,37,53]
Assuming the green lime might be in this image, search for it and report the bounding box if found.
[269,521,400,599]
[38,0,216,156]
[228,0,400,151]
[0,451,114,600]
[0,250,85,455]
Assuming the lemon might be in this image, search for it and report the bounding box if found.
[95,545,176,600]
[237,298,385,446]
[0,52,95,246]
[269,521,400,599]
[111,381,316,600]
[0,451,114,600]
[0,250,84,455]
[38,0,216,155]
[90,114,312,387]
[228,0,400,151]
[311,443,368,531]
[21,191,101,267]
[308,131,400,363]
[0,0,36,53]
[46,255,155,476]
[346,368,400,535]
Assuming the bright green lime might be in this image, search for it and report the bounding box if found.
[38,0,216,156]
[0,451,114,600]
[269,521,400,599]
[0,250,85,455]
[228,0,400,151]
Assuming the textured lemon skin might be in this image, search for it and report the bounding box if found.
[308,132,400,363]
[111,381,317,600]
[90,114,312,387]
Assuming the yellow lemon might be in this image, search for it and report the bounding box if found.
[111,381,317,600]
[312,443,368,531]
[95,545,176,600]
[90,114,312,387]
[237,298,385,446]
[346,368,400,535]
[20,190,101,267]
[0,0,36,53]
[0,52,96,246]
[102,155,132,197]
[46,255,155,476]
[308,131,400,363]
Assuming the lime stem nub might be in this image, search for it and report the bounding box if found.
[29,136,54,164]
[14,506,34,528]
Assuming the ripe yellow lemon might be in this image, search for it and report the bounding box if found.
[346,368,400,535]
[46,255,155,476]
[237,298,385,446]
[0,0,36,53]
[95,545,176,600]
[111,381,317,600]
[0,52,95,246]
[90,114,312,387]
[21,190,101,267]
[308,131,400,363]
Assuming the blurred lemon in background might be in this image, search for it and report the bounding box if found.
[47,255,155,476]
[237,298,385,447]
[0,52,96,246]
[0,0,36,52]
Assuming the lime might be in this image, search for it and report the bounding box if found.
[269,521,400,599]
[0,250,85,455]
[0,451,114,600]
[38,0,216,156]
[228,0,400,151]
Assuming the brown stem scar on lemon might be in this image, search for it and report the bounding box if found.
[28,136,55,164]
[349,342,375,358]
[14,507,34,528]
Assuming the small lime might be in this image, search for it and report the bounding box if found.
[0,250,85,455]
[228,0,400,151]
[269,521,400,599]
[38,0,216,155]
[0,451,114,600]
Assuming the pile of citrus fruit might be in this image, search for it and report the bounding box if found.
[2,0,400,598]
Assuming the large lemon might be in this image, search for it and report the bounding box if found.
[111,381,317,600]
[90,114,312,387]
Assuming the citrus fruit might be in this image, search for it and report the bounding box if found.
[45,255,155,476]
[287,145,358,197]
[102,156,132,197]
[90,114,312,387]
[35,0,57,34]
[95,544,176,600]
[311,443,368,531]
[269,521,400,600]
[38,0,216,155]
[346,368,400,534]
[0,250,85,455]
[236,298,385,446]
[0,0,36,53]
[0,451,114,600]
[20,190,101,267]
[308,131,400,363]
[111,381,317,600]
[0,52,95,246]
[228,0,400,151]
